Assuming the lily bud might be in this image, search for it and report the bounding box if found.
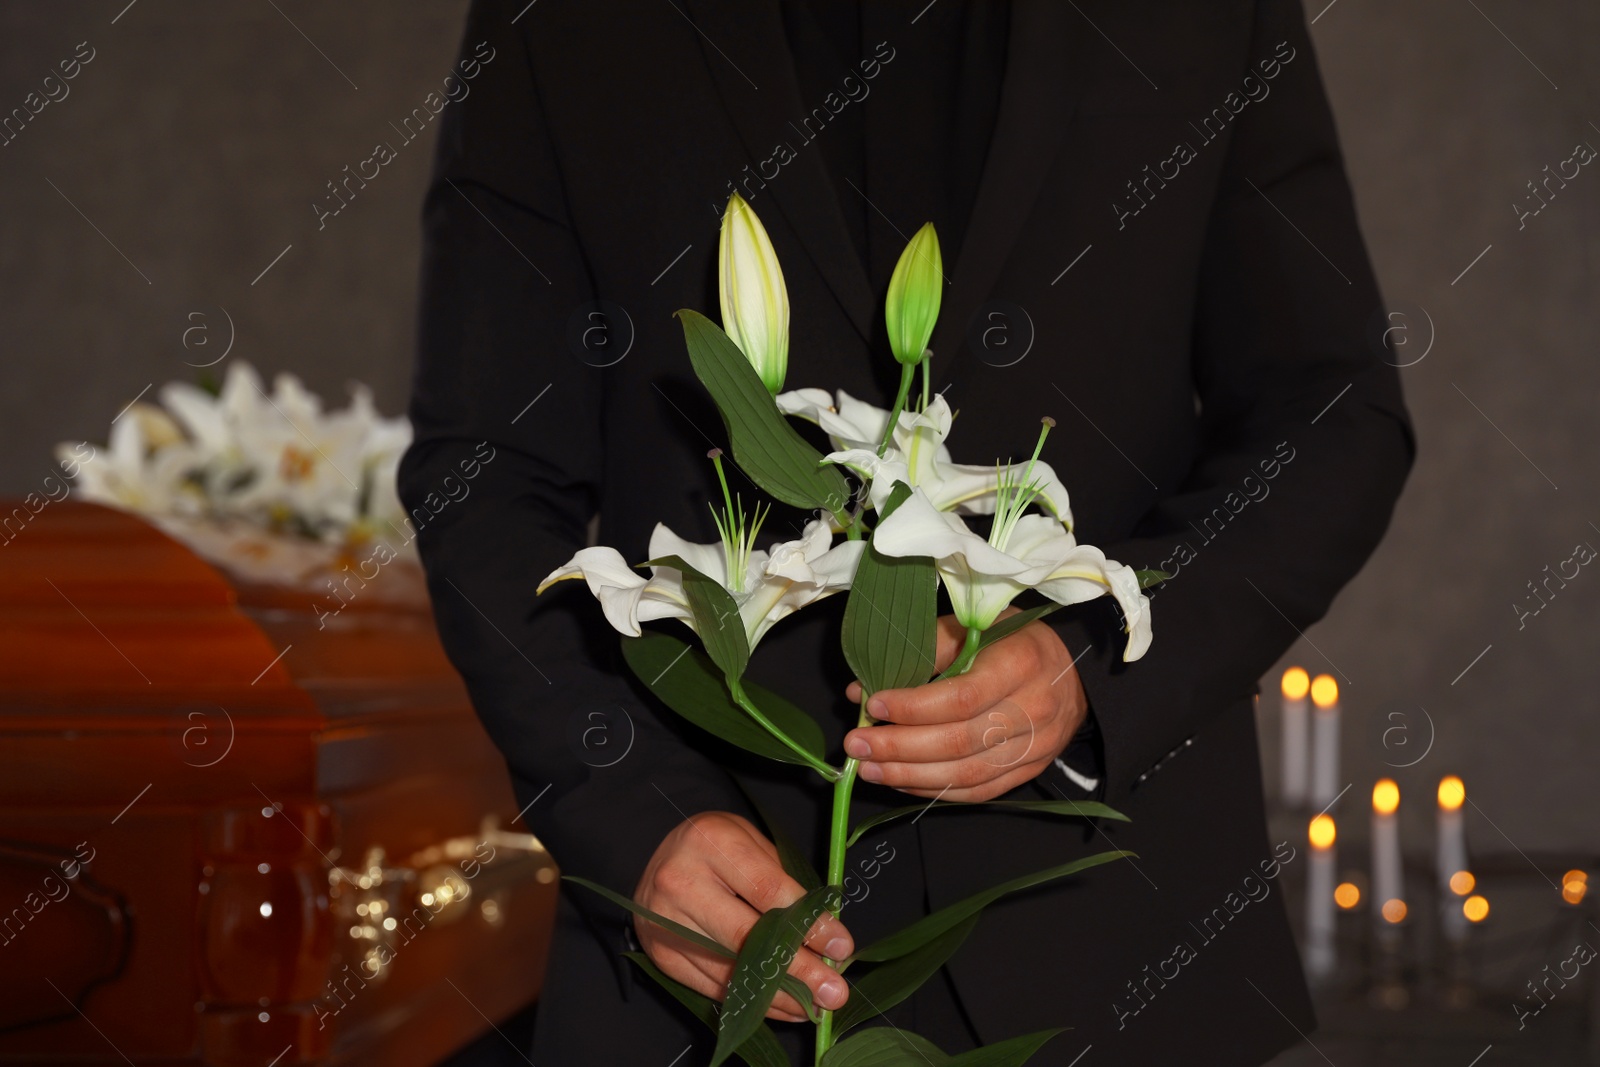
[885,222,942,366]
[718,193,789,394]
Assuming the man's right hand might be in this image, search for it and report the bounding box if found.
[633,812,852,1023]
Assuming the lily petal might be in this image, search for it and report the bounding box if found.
[1036,548,1152,662]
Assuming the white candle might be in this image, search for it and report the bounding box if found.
[1437,776,1468,941]
[1372,779,1405,927]
[1309,675,1341,808]
[1306,814,1337,980]
[1280,667,1310,807]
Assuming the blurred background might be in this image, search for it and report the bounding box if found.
[0,1,1595,1064]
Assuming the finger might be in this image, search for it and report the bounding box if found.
[846,717,987,765]
[863,665,1012,728]
[930,614,967,673]
[892,756,1058,803]
[800,904,854,961]
[787,944,849,1012]
[695,820,806,914]
[648,944,735,1004]
[662,943,807,1023]
[852,688,1057,768]
[681,822,851,1012]
[859,724,1050,793]
[669,901,848,1016]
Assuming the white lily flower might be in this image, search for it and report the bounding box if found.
[873,491,1150,660]
[780,388,1072,523]
[537,517,864,650]
[159,361,267,500]
[870,420,1150,660]
[56,409,205,516]
[719,193,789,394]
[163,362,372,536]
[776,387,893,453]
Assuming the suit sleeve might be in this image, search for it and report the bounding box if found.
[1050,0,1414,806]
[399,0,754,943]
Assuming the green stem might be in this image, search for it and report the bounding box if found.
[814,699,871,1063]
[943,626,986,677]
[728,681,842,782]
[920,355,930,412]
[842,508,862,541]
[876,360,919,459]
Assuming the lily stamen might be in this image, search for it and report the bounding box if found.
[989,417,1056,552]
[707,448,767,593]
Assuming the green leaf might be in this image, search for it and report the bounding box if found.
[621,632,827,767]
[622,952,791,1067]
[564,876,734,959]
[713,884,844,1066]
[842,483,938,698]
[735,778,823,891]
[834,912,980,1034]
[1135,568,1170,590]
[947,1029,1067,1067]
[678,308,851,514]
[570,877,815,1024]
[780,973,821,1024]
[849,850,1134,964]
[821,1028,950,1066]
[934,604,1061,681]
[846,799,1128,849]
[642,554,750,680]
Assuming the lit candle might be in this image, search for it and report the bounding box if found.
[1280,667,1310,807]
[1437,776,1468,941]
[1372,778,1404,927]
[1309,675,1341,808]
[1306,814,1337,980]
[1562,870,1588,906]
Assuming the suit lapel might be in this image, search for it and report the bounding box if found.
[682,0,878,344]
[928,0,1094,388]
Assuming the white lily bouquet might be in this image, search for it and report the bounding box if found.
[55,363,414,587]
[541,195,1159,1066]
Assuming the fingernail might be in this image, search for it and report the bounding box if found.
[825,936,852,959]
[859,762,883,783]
[867,698,888,719]
[843,735,871,759]
[818,978,847,1009]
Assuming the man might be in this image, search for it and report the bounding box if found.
[400,0,1413,1062]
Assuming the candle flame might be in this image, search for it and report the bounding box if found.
[1372,778,1400,815]
[1309,814,1336,850]
[1281,666,1310,700]
[1381,898,1407,923]
[1449,870,1475,896]
[1463,895,1489,922]
[1563,870,1588,904]
[1437,775,1465,810]
[1334,882,1360,909]
[1310,674,1339,708]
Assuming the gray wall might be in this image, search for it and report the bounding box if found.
[1277,0,1599,854]
[1,1,1594,857]
[0,0,471,474]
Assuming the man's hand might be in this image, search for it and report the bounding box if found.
[634,812,852,1023]
[843,611,1088,801]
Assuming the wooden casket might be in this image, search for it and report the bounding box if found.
[0,502,558,1066]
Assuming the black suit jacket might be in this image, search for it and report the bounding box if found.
[400,1,1413,1063]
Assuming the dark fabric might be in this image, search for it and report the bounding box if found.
[401,1,1413,1063]
[781,0,1009,272]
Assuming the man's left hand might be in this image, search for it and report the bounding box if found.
[842,610,1088,801]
